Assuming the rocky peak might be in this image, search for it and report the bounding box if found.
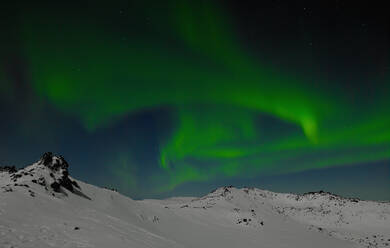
[37,152,79,193]
[1,152,81,197]
[207,185,235,198]
[39,152,69,171]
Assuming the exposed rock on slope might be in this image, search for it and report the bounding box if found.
[0,165,17,173]
[1,152,83,197]
[38,152,80,193]
[1,154,389,248]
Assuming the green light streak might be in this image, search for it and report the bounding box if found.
[18,0,390,192]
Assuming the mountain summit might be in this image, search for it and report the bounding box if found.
[1,152,83,198]
[1,154,389,248]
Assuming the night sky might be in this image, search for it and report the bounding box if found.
[1,0,389,200]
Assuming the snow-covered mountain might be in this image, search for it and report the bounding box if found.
[1,153,389,248]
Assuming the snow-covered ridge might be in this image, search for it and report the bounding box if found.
[1,152,84,198]
[1,153,389,248]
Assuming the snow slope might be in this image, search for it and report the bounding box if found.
[1,153,389,248]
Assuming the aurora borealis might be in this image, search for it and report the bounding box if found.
[1,0,389,200]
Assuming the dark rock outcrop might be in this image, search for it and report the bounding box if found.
[0,165,17,174]
[39,152,80,193]
[50,182,61,192]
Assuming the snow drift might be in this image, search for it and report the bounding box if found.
[1,153,389,248]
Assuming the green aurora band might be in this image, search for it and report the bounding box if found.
[17,0,389,191]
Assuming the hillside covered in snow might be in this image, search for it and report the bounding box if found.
[1,153,389,248]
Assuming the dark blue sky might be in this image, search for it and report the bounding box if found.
[0,0,389,200]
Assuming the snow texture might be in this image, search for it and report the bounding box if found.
[1,153,389,248]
